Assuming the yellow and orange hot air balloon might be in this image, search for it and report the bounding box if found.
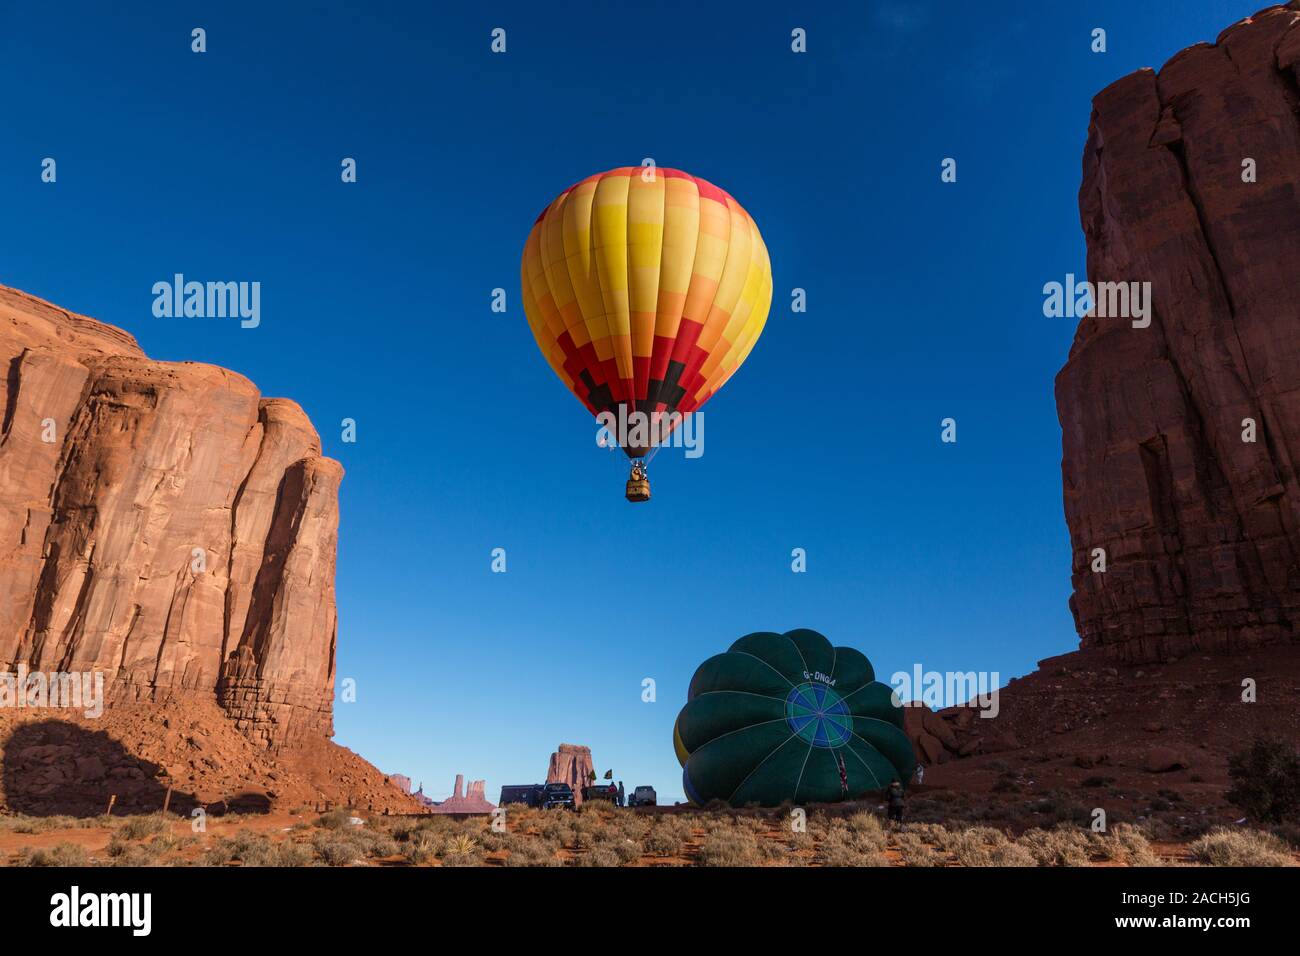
[520,166,773,501]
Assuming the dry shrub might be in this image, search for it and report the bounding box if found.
[988,843,1037,866]
[612,838,644,864]
[20,842,89,866]
[438,833,482,867]
[819,838,886,866]
[845,810,887,843]
[308,827,397,866]
[584,846,621,867]
[1017,827,1093,866]
[276,841,315,867]
[893,830,943,867]
[945,826,1009,866]
[1189,828,1294,867]
[697,829,764,866]
[313,809,355,830]
[401,831,438,864]
[314,838,363,866]
[119,814,170,840]
[645,818,692,857]
[1099,824,1159,866]
[537,815,575,845]
[505,839,563,867]
[3,815,89,834]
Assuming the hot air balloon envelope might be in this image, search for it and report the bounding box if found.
[674,629,916,806]
[520,167,773,461]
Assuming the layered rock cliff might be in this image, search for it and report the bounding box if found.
[0,284,339,749]
[1057,3,1300,662]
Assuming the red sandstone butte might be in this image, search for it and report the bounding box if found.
[0,283,337,749]
[1057,3,1300,663]
[546,743,595,804]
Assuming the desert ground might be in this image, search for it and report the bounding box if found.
[2,796,1295,868]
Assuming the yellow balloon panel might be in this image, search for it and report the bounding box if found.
[521,167,772,429]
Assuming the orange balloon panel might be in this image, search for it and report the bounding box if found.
[521,167,772,454]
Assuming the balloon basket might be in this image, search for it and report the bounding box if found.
[625,477,651,503]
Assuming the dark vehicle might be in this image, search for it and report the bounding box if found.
[628,785,657,807]
[581,783,619,805]
[540,782,576,810]
[498,784,543,807]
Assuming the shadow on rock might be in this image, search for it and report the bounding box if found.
[1,719,198,818]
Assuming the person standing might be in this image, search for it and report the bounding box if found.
[617,781,625,807]
[886,779,905,823]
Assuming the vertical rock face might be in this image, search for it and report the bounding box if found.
[0,285,339,748]
[546,743,595,803]
[1057,4,1300,662]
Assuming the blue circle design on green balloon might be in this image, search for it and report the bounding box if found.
[784,681,853,749]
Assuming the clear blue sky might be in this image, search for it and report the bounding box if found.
[0,1,1259,802]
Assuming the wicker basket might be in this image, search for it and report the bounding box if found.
[625,477,651,502]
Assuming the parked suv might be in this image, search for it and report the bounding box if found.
[539,782,576,810]
[628,785,657,807]
[498,784,543,807]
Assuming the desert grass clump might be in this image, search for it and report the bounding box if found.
[612,837,644,864]
[438,833,481,867]
[606,813,650,842]
[275,841,315,867]
[1188,828,1294,867]
[309,825,401,866]
[893,830,943,867]
[108,842,165,867]
[401,830,439,864]
[696,828,764,866]
[19,842,89,867]
[818,824,886,866]
[314,838,364,866]
[107,833,171,865]
[199,829,280,866]
[537,814,576,846]
[313,808,356,830]
[577,799,615,818]
[945,825,1009,866]
[307,827,394,866]
[988,843,1037,866]
[1016,827,1093,867]
[1,814,88,834]
[845,810,887,843]
[644,817,693,857]
[119,813,170,841]
[505,838,563,867]
[584,845,622,867]
[1098,824,1159,866]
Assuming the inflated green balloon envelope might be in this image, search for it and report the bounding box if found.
[675,629,916,807]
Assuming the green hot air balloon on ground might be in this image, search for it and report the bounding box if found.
[674,629,916,807]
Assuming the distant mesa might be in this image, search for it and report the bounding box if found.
[425,774,495,814]
[547,743,595,804]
